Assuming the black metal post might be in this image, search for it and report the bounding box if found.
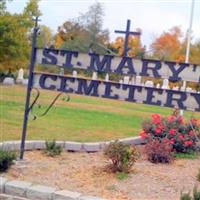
[20,17,39,160]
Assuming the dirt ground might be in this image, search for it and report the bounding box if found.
[2,149,200,200]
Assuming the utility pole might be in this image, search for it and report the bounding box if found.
[185,0,195,63]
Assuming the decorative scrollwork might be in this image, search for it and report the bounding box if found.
[29,88,70,120]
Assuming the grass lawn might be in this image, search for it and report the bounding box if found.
[1,85,200,142]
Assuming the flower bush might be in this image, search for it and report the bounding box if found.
[140,114,200,153]
[145,138,174,163]
[104,140,139,173]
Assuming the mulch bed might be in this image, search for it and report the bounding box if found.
[2,147,200,200]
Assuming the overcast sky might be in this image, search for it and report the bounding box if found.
[7,0,200,49]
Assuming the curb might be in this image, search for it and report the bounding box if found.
[0,136,145,153]
[0,177,105,200]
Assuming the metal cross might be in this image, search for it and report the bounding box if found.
[115,19,141,56]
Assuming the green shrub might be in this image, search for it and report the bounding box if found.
[180,192,192,200]
[197,169,200,182]
[0,150,16,172]
[116,172,128,180]
[180,186,200,200]
[104,140,139,173]
[45,140,62,156]
[193,186,200,200]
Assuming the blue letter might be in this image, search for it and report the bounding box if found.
[76,79,100,97]
[102,82,120,99]
[190,93,200,112]
[39,74,57,90]
[139,59,161,78]
[58,76,75,93]
[88,53,113,72]
[115,57,136,75]
[122,85,142,102]
[143,88,163,106]
[60,50,79,68]
[165,61,189,81]
[164,90,187,109]
[41,49,58,65]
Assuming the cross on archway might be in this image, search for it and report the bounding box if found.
[115,19,141,56]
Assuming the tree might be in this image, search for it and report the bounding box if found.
[55,2,109,54]
[190,40,200,64]
[110,33,145,58]
[37,25,54,48]
[150,26,185,62]
[0,0,42,72]
[0,0,6,15]
[0,13,30,71]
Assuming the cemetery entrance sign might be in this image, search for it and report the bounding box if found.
[20,18,200,159]
[34,48,200,112]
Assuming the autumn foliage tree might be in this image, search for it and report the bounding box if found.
[110,33,145,58]
[150,26,185,62]
[55,2,109,54]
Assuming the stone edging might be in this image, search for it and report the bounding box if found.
[0,137,145,199]
[0,177,106,200]
[0,136,144,152]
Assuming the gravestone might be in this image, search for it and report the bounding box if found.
[156,83,160,88]
[72,70,77,78]
[135,76,141,86]
[123,76,129,84]
[92,72,97,80]
[105,74,109,82]
[119,80,123,84]
[172,86,179,91]
[180,81,187,91]
[186,87,193,92]
[22,79,28,86]
[130,77,135,85]
[162,79,169,89]
[59,68,64,75]
[16,68,24,84]
[3,77,15,85]
[145,80,154,87]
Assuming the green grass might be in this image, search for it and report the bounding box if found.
[116,172,129,180]
[1,85,200,142]
[175,152,199,160]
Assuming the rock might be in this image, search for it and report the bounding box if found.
[26,185,56,200]
[5,180,32,197]
[3,77,15,85]
[53,190,81,200]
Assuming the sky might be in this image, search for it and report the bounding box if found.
[7,0,200,50]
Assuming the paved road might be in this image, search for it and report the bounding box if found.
[0,194,29,200]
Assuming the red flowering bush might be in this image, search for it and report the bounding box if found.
[140,114,200,153]
[144,138,173,163]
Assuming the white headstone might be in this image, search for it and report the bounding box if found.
[123,76,129,84]
[156,83,160,88]
[22,79,29,86]
[105,73,109,82]
[3,77,14,85]
[130,77,135,85]
[180,81,186,91]
[173,86,179,91]
[59,68,64,75]
[162,79,169,89]
[92,72,97,80]
[135,76,142,86]
[186,87,193,92]
[72,70,77,78]
[119,80,123,84]
[145,80,154,87]
[16,68,24,84]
